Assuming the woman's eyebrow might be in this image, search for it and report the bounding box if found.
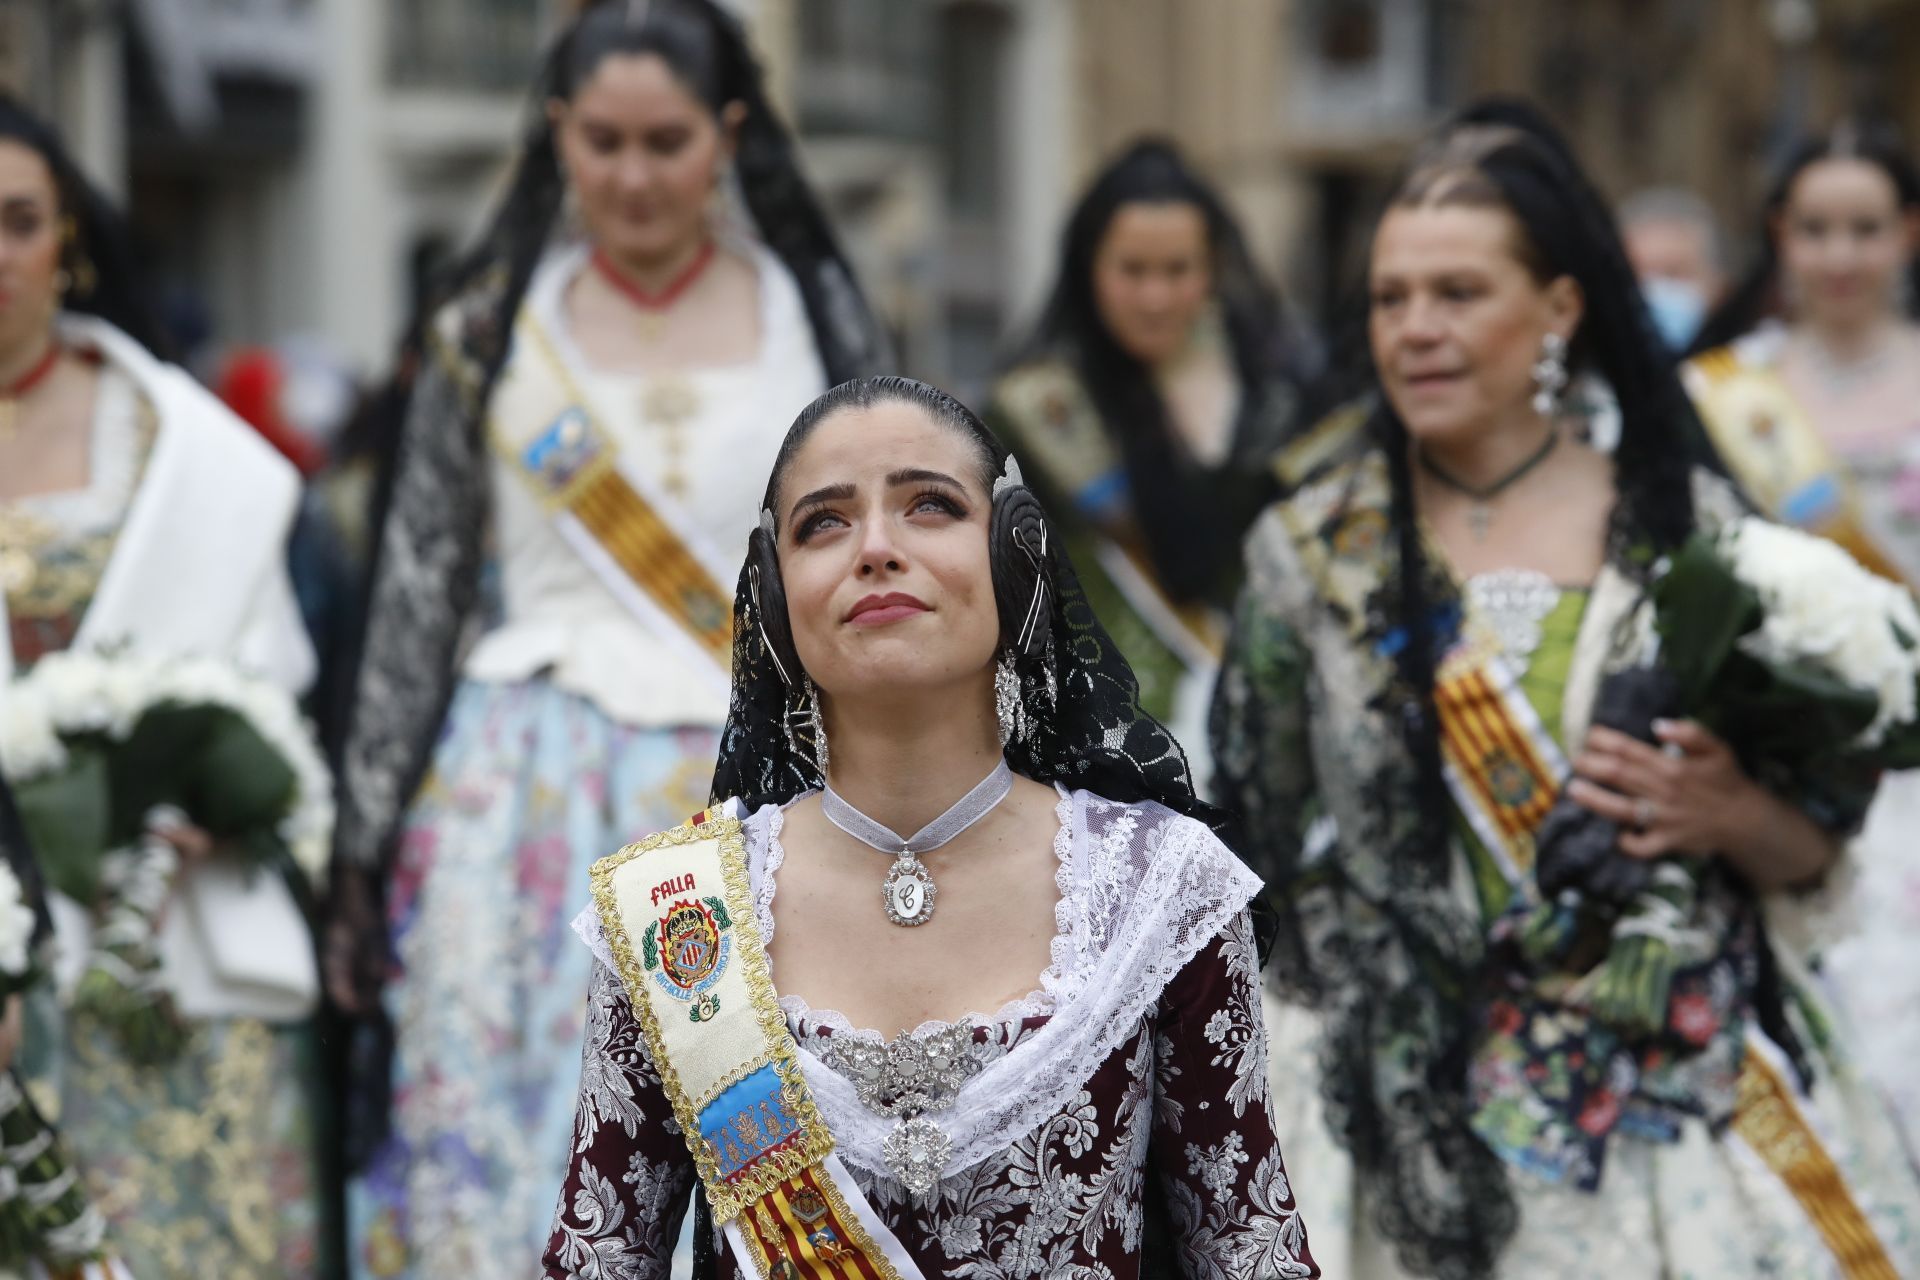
[787,482,856,526]
[887,468,965,490]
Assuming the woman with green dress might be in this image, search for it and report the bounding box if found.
[985,140,1311,778]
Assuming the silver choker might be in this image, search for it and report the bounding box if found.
[821,760,1014,927]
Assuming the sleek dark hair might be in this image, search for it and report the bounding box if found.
[1690,120,1920,354]
[1020,138,1292,604]
[436,0,881,411]
[764,375,998,516]
[716,375,1219,828]
[0,94,168,356]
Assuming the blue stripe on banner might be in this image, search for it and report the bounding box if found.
[697,1063,803,1181]
[1781,473,1842,528]
[521,406,602,495]
[1074,467,1131,519]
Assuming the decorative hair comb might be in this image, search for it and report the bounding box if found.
[992,455,1024,499]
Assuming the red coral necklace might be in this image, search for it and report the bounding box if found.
[590,242,718,341]
[0,341,63,439]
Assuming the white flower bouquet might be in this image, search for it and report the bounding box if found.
[0,864,37,996]
[0,650,332,1062]
[1651,516,1920,767]
[1531,515,1920,1037]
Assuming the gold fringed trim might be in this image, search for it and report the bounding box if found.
[569,468,735,666]
[589,819,835,1224]
[1732,1052,1900,1279]
[736,1166,899,1280]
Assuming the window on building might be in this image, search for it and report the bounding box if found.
[794,0,933,139]
[388,0,546,93]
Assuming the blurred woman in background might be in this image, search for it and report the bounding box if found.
[328,1,886,1274]
[985,140,1313,780]
[1213,114,1920,1276]
[0,94,323,1278]
[1686,123,1920,1159]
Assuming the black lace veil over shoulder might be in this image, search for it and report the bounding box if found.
[708,376,1222,830]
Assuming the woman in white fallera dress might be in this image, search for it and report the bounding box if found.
[328,3,887,1276]
[1686,124,1920,1161]
[0,95,324,1278]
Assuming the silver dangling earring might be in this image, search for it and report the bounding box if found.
[806,678,830,779]
[995,653,1028,747]
[1531,332,1569,418]
[784,676,829,779]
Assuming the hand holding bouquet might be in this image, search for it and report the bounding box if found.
[0,650,331,1063]
[1532,516,1920,1037]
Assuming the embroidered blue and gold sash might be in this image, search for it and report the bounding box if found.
[1686,347,1906,586]
[592,810,920,1280]
[490,313,736,687]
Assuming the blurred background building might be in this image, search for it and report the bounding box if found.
[2,0,1916,395]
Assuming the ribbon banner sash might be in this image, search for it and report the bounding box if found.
[491,313,737,694]
[592,811,921,1280]
[1689,349,1907,586]
[1431,632,1569,888]
[1730,1034,1901,1279]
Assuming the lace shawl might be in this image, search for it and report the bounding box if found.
[332,273,502,871]
[575,787,1263,1181]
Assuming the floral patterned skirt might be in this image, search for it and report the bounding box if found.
[52,1012,321,1279]
[347,677,716,1280]
[1263,978,1920,1278]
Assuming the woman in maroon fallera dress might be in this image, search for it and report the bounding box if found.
[541,377,1317,1278]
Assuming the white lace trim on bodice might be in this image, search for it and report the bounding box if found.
[571,788,1261,1182]
[756,788,1077,1040]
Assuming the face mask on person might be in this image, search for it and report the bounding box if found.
[1641,276,1709,351]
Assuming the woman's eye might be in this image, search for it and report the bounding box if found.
[794,510,846,542]
[646,129,691,157]
[583,130,620,155]
[910,492,964,518]
[1,209,44,239]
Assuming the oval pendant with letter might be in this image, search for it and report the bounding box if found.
[882,854,937,927]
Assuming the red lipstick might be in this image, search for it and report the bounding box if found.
[845,591,931,626]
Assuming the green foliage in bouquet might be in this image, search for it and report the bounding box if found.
[1561,524,1920,1043]
[9,703,299,1065]
[1653,536,1890,769]
[12,702,297,906]
[0,1071,110,1273]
